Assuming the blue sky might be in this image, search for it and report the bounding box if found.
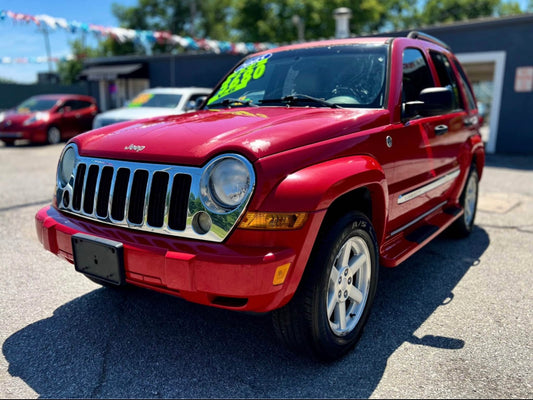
[0,0,138,83]
[0,0,531,84]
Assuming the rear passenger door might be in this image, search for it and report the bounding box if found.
[72,100,98,134]
[426,50,471,179]
[56,100,78,137]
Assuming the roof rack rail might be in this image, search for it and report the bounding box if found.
[407,31,451,51]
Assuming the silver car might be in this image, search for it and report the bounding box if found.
[92,87,212,129]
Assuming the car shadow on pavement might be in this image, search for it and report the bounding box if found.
[3,227,489,399]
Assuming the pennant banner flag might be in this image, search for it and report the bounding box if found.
[0,55,75,64]
[0,9,277,59]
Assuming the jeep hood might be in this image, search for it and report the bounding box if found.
[74,107,390,165]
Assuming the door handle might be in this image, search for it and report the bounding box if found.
[434,125,448,135]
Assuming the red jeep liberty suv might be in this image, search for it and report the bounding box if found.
[35,32,485,360]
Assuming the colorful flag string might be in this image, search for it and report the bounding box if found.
[0,9,277,56]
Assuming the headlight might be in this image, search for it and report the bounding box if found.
[23,112,49,126]
[201,155,254,213]
[0,112,5,123]
[58,146,76,186]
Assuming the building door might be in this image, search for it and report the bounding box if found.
[456,52,506,154]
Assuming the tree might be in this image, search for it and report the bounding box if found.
[66,0,528,60]
[376,0,421,31]
[56,39,101,84]
[420,0,523,26]
[231,0,388,43]
[497,1,523,16]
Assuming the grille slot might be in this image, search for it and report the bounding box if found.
[96,166,114,217]
[72,164,86,211]
[148,171,170,227]
[111,168,130,221]
[128,170,149,224]
[169,174,192,231]
[83,165,99,214]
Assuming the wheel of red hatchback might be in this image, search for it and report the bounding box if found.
[272,211,379,361]
[2,140,15,147]
[46,126,61,145]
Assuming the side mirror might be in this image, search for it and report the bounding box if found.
[194,96,208,110]
[61,106,72,114]
[404,87,454,118]
[185,100,196,111]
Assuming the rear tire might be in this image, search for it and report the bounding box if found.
[449,168,479,237]
[272,211,379,361]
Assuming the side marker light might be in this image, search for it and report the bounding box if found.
[273,263,291,285]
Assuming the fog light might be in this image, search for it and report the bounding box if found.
[62,190,70,208]
[192,211,212,234]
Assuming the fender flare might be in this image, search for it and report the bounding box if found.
[260,155,389,241]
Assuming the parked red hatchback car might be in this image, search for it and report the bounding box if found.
[36,32,484,360]
[0,94,98,146]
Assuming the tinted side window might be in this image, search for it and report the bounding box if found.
[402,48,435,103]
[430,51,463,110]
[61,100,77,111]
[74,100,94,110]
[188,94,207,103]
[454,60,477,110]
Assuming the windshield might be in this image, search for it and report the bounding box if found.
[16,98,58,113]
[207,44,388,109]
[128,92,183,108]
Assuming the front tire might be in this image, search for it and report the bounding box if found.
[272,211,379,361]
[47,126,61,145]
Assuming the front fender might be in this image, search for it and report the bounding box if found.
[260,155,387,211]
[259,155,388,243]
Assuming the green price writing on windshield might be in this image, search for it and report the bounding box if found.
[208,55,271,104]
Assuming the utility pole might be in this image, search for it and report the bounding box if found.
[189,0,197,37]
[41,25,53,73]
[292,15,305,43]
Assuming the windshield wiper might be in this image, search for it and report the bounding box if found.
[207,98,259,108]
[260,94,341,109]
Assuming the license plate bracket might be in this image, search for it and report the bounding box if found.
[71,233,125,286]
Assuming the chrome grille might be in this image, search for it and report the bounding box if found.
[56,144,256,242]
[68,161,191,231]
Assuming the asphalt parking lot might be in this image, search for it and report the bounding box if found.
[0,141,531,399]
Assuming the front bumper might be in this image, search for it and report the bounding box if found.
[0,126,46,142]
[35,205,320,312]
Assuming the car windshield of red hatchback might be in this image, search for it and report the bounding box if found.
[16,98,58,113]
[127,93,183,108]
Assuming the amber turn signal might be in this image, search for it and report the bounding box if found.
[238,212,308,230]
[273,263,291,285]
